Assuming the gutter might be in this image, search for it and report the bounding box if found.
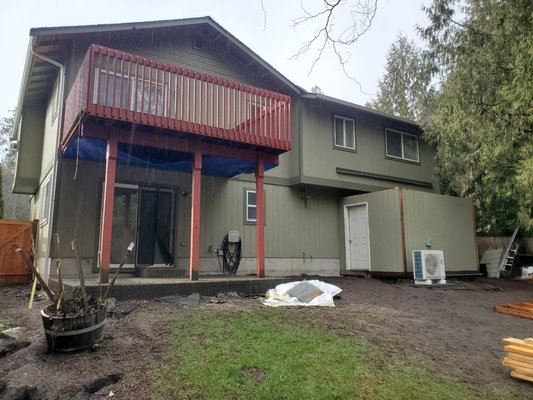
[30,40,66,279]
[301,93,419,127]
[12,42,35,142]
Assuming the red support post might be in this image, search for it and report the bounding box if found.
[189,144,202,281]
[255,155,265,278]
[99,136,118,284]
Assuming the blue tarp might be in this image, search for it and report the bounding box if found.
[63,137,276,178]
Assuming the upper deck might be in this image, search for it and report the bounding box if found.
[63,44,292,153]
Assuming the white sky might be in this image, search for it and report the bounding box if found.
[0,0,429,119]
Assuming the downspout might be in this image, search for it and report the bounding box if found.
[30,43,65,280]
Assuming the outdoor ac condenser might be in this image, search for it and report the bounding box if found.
[412,250,446,285]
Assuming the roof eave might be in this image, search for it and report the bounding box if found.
[302,93,419,126]
[29,16,302,96]
[29,16,213,37]
[12,38,38,139]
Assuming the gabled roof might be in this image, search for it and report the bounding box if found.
[14,16,301,135]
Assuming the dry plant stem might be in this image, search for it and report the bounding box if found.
[28,237,38,310]
[103,247,132,301]
[54,234,64,313]
[14,245,56,303]
[71,239,89,312]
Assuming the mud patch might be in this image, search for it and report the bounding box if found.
[1,279,532,399]
[0,339,31,358]
[84,372,122,394]
[1,385,40,400]
[243,366,268,384]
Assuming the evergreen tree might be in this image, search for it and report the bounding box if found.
[0,111,30,220]
[369,35,435,121]
[370,0,533,233]
[420,0,533,233]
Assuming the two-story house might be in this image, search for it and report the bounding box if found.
[12,17,478,283]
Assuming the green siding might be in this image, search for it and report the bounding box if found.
[290,98,302,179]
[55,159,341,269]
[341,188,478,275]
[192,178,340,260]
[13,102,45,194]
[40,76,60,181]
[403,190,478,272]
[25,21,450,281]
[301,100,438,192]
[64,26,287,109]
[341,189,404,273]
[55,161,104,257]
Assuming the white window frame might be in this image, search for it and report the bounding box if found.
[334,115,356,150]
[385,128,420,162]
[245,189,257,223]
[40,180,51,227]
[93,68,168,117]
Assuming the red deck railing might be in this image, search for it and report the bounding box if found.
[63,44,292,152]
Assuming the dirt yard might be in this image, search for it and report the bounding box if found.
[1,277,532,399]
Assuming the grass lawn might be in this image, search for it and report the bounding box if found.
[152,306,488,400]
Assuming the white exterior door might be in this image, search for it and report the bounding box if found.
[345,203,371,270]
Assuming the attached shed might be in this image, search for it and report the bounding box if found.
[340,188,479,277]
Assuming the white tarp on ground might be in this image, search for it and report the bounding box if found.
[261,280,342,307]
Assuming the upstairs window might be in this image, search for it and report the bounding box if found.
[334,116,356,150]
[385,129,419,162]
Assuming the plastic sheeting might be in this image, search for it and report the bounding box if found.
[261,280,342,307]
[63,137,276,178]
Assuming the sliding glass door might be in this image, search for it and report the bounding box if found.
[109,184,174,268]
[136,187,173,266]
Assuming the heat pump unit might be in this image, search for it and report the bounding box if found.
[412,250,446,285]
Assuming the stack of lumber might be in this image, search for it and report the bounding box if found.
[502,338,533,382]
[495,301,533,320]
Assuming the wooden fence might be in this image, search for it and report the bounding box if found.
[0,220,37,283]
[477,234,533,256]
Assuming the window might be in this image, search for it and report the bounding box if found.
[95,69,130,109]
[245,189,257,223]
[93,67,167,117]
[40,180,51,226]
[334,116,356,150]
[385,129,419,162]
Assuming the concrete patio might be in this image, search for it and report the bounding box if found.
[56,274,291,300]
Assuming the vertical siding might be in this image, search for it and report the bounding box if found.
[40,76,60,180]
[477,235,533,256]
[55,159,341,267]
[290,99,301,179]
[265,185,340,258]
[201,180,340,259]
[66,27,289,113]
[35,85,58,260]
[15,103,45,192]
[403,189,478,272]
[301,100,438,191]
[341,189,404,272]
[55,160,105,257]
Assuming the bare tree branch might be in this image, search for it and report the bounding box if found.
[260,0,267,31]
[290,0,378,92]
